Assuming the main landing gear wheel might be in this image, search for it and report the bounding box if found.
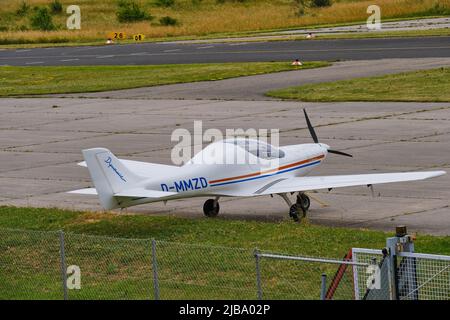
[203,199,220,217]
[296,193,310,216]
[289,204,301,222]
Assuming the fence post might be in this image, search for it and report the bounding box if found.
[254,248,263,300]
[58,230,68,300]
[151,239,160,300]
[320,273,327,300]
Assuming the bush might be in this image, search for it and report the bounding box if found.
[427,3,450,15]
[116,1,152,23]
[154,0,175,7]
[16,1,30,17]
[30,7,56,31]
[311,0,332,7]
[159,16,178,26]
[49,0,63,14]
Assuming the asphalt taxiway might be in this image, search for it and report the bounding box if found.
[1,36,450,66]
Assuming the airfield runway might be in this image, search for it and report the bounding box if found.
[1,56,449,235]
[1,36,450,66]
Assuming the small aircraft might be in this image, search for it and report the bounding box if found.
[69,110,446,222]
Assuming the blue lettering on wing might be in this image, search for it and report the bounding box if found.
[104,156,126,182]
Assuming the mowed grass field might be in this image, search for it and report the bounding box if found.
[0,61,329,96]
[267,67,450,102]
[0,206,449,300]
[0,0,449,45]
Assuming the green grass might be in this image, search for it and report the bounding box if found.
[0,61,329,97]
[267,67,450,102]
[1,206,448,255]
[0,206,449,300]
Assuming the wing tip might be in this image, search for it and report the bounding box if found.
[431,170,446,178]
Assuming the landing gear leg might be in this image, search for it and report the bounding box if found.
[296,192,310,217]
[203,196,220,217]
[279,193,301,222]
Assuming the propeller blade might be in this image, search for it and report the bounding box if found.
[303,109,319,143]
[328,149,353,157]
[303,108,353,158]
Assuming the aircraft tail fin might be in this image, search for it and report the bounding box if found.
[82,148,144,210]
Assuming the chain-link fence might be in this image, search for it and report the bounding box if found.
[0,228,258,300]
[0,228,449,300]
[255,251,366,300]
[0,228,61,300]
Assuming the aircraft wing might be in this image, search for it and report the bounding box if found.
[254,171,446,195]
[78,159,180,178]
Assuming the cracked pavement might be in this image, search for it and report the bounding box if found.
[1,97,449,235]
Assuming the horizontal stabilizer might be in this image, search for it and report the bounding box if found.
[68,188,98,195]
[78,159,179,178]
[114,188,177,198]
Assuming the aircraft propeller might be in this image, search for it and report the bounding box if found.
[303,109,353,158]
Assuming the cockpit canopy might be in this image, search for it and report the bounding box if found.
[224,138,285,160]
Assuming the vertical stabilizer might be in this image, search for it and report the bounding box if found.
[82,148,143,209]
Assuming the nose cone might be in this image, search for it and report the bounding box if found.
[318,143,330,151]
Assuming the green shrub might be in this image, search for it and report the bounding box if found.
[16,1,30,17]
[426,2,450,15]
[30,7,56,31]
[159,16,178,26]
[311,0,332,7]
[116,1,152,23]
[117,0,130,7]
[49,0,63,14]
[154,0,175,7]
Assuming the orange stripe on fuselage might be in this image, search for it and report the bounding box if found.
[209,154,325,184]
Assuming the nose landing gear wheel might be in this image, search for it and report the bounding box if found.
[203,199,220,217]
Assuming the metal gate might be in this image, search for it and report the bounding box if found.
[396,251,450,300]
[254,251,371,300]
[352,245,450,300]
[256,230,450,300]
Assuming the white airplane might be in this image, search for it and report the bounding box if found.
[69,110,446,222]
